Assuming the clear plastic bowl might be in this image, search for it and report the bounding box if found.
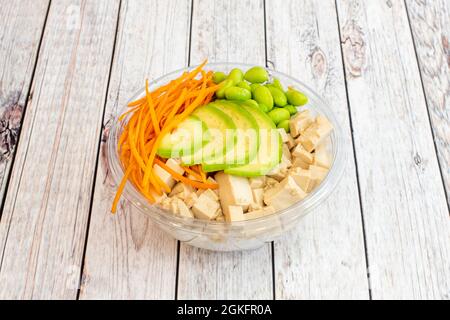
[107,62,346,251]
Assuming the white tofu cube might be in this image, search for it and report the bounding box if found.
[309,165,329,188]
[251,188,264,208]
[169,182,195,200]
[314,143,332,169]
[214,172,253,215]
[207,177,220,195]
[176,199,194,218]
[216,215,225,222]
[267,154,291,181]
[249,176,266,189]
[153,164,175,189]
[184,192,198,208]
[316,115,334,138]
[225,205,245,222]
[286,134,296,150]
[263,176,307,210]
[202,188,219,201]
[244,206,276,220]
[282,144,291,161]
[192,193,220,220]
[291,157,310,170]
[290,167,313,192]
[289,111,313,138]
[292,144,314,164]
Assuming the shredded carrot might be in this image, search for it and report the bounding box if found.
[154,159,218,190]
[112,60,221,212]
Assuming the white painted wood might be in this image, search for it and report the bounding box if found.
[266,0,369,299]
[336,0,450,299]
[0,0,120,299]
[0,0,50,209]
[176,0,273,300]
[405,0,450,207]
[79,0,192,300]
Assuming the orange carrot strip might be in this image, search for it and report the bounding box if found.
[154,159,218,190]
[145,79,160,135]
[111,165,133,213]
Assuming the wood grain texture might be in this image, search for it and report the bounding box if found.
[265,0,369,299]
[0,0,50,210]
[336,0,450,299]
[405,0,450,207]
[0,0,120,299]
[79,0,192,300]
[176,0,273,300]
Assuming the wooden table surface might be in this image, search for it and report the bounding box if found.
[0,0,449,300]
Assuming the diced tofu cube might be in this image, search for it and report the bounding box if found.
[277,128,289,143]
[169,182,195,200]
[160,197,172,211]
[264,177,279,190]
[264,176,307,210]
[291,156,310,170]
[292,144,314,163]
[289,111,313,138]
[316,115,334,137]
[297,131,321,152]
[192,193,220,220]
[215,172,253,215]
[298,116,334,152]
[184,192,198,208]
[207,177,220,195]
[202,188,219,201]
[251,188,264,207]
[244,206,276,220]
[267,154,291,181]
[166,158,185,175]
[286,134,296,150]
[282,144,292,161]
[216,215,225,222]
[249,176,266,189]
[176,198,194,218]
[187,174,202,182]
[309,165,329,188]
[290,167,313,192]
[153,164,175,189]
[225,205,245,222]
[314,143,332,169]
[151,190,168,204]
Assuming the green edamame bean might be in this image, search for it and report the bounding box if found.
[227,68,244,85]
[224,86,251,101]
[258,103,270,113]
[244,66,269,83]
[243,99,259,109]
[268,108,290,125]
[277,120,290,132]
[213,71,227,84]
[250,83,262,94]
[236,81,252,92]
[267,86,287,107]
[253,86,274,110]
[272,78,284,92]
[216,79,234,98]
[284,104,298,115]
[286,89,308,106]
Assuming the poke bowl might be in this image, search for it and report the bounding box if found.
[107,62,346,251]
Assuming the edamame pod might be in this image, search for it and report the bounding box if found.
[228,68,244,85]
[244,66,269,83]
[277,120,290,132]
[216,79,234,98]
[258,103,270,113]
[224,87,251,101]
[267,86,287,107]
[213,71,227,84]
[250,83,262,94]
[243,99,259,109]
[236,81,252,92]
[267,108,290,125]
[286,89,308,106]
[253,86,274,110]
[284,104,298,115]
[272,78,284,91]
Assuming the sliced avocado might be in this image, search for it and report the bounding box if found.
[201,100,259,172]
[224,103,282,177]
[157,115,207,158]
[181,104,236,165]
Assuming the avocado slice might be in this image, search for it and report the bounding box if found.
[157,115,207,158]
[201,100,259,172]
[224,103,282,177]
[181,104,236,165]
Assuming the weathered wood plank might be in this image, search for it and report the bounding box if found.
[79,0,192,300]
[0,0,50,209]
[265,0,369,299]
[0,0,120,299]
[176,0,273,300]
[336,0,450,299]
[405,0,450,207]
